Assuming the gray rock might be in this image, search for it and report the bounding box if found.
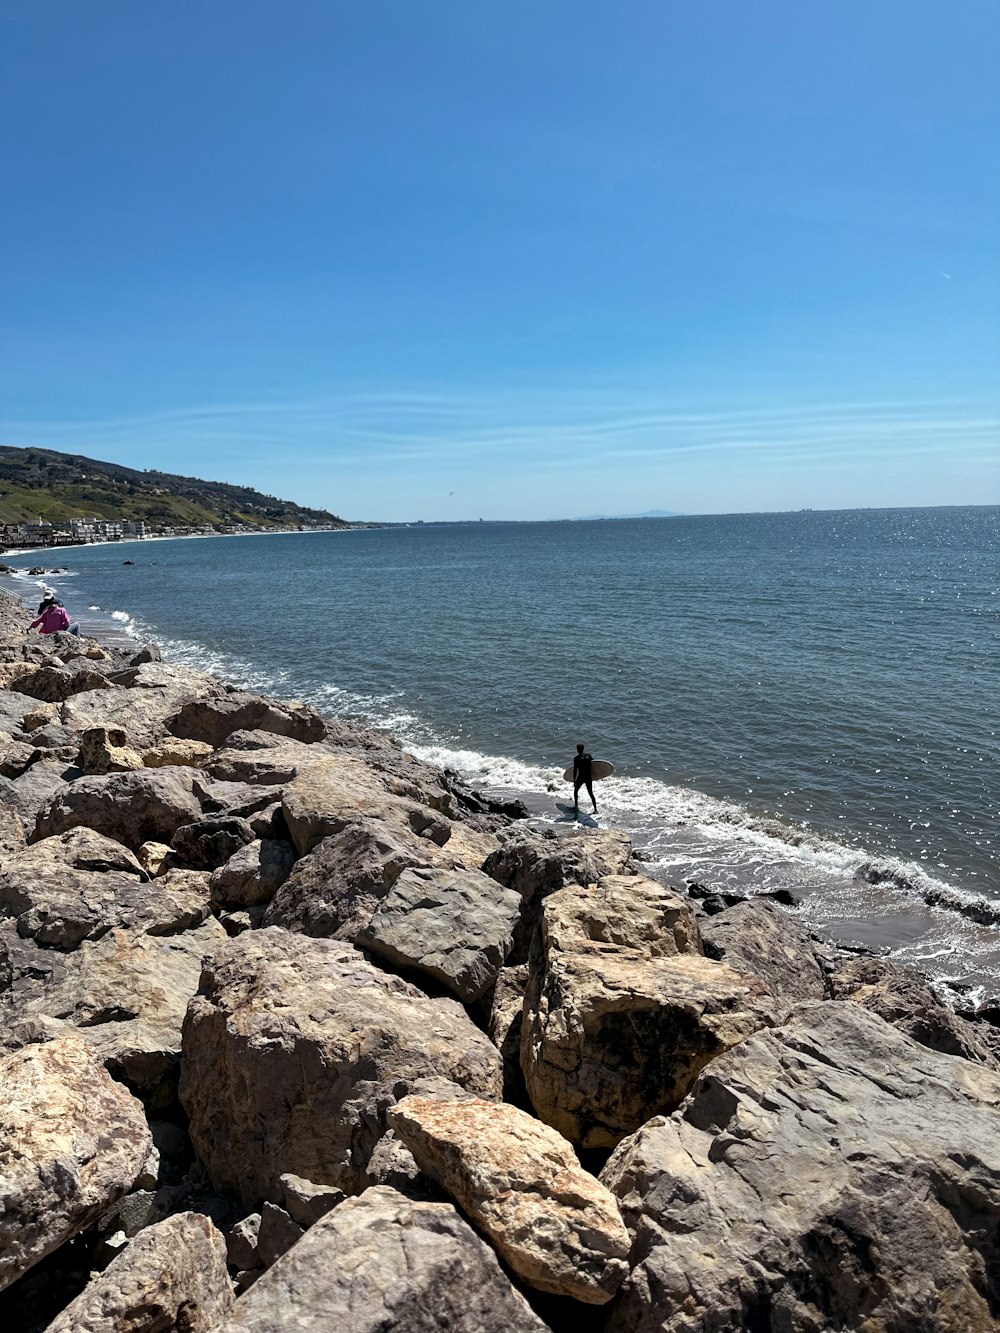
[358,865,522,1002]
[255,1202,303,1267]
[699,898,832,1015]
[219,1186,550,1332]
[210,838,296,909]
[34,766,204,850]
[483,821,637,962]
[830,952,1000,1069]
[602,1001,1000,1333]
[0,832,209,952]
[263,818,435,939]
[488,963,530,1104]
[2,759,77,829]
[44,1211,234,1333]
[0,1033,152,1292]
[227,1212,262,1271]
[278,1173,344,1228]
[171,814,256,870]
[169,692,327,748]
[201,730,319,786]
[61,661,225,751]
[179,928,503,1204]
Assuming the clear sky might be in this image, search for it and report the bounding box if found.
[1,2,997,521]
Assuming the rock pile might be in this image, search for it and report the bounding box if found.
[1,585,999,1332]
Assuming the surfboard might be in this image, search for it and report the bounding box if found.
[563,760,615,783]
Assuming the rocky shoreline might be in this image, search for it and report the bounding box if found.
[2,584,1000,1331]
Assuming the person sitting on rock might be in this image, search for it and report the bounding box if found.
[29,598,80,636]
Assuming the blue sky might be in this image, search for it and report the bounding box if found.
[1,2,997,521]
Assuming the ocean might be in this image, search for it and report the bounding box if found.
[6,506,999,997]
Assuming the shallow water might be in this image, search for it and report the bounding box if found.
[7,506,999,993]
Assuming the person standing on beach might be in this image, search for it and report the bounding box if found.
[573,742,598,815]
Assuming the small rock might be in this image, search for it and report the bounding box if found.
[227,1212,262,1271]
[278,1173,345,1228]
[255,1202,303,1267]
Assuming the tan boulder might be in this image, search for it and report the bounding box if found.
[0,1034,152,1291]
[78,725,144,774]
[143,737,213,768]
[137,840,172,875]
[44,1212,234,1333]
[21,701,58,732]
[484,822,637,962]
[4,916,227,1109]
[389,1094,629,1304]
[522,878,774,1148]
[281,753,452,856]
[179,928,503,1204]
[61,661,224,752]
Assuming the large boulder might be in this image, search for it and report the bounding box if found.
[61,662,224,751]
[0,759,77,830]
[0,831,209,951]
[281,754,452,856]
[389,1094,629,1304]
[3,916,226,1108]
[170,814,256,870]
[522,878,773,1148]
[602,1001,1000,1333]
[210,838,297,909]
[219,1186,549,1332]
[0,1034,152,1292]
[484,822,637,962]
[264,819,446,941]
[168,692,327,748]
[830,953,1000,1070]
[44,1211,234,1333]
[180,928,503,1204]
[34,766,204,850]
[77,724,145,774]
[358,865,522,1002]
[699,898,832,1016]
[200,730,319,786]
[5,661,114,703]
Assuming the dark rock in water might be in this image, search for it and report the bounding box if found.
[122,559,135,565]
[171,815,256,870]
[602,1001,1000,1333]
[757,886,801,906]
[218,1186,551,1333]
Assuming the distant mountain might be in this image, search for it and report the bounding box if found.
[0,446,347,531]
[571,508,680,520]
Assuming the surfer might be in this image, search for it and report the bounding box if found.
[573,742,598,815]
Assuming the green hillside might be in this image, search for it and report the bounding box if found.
[0,446,348,530]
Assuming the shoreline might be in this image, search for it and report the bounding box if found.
[3,584,1000,1329]
[3,559,998,1001]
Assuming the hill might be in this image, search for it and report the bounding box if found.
[0,446,347,530]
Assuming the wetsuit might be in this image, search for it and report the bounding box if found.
[573,751,597,811]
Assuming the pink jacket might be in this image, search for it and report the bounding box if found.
[30,605,71,634]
